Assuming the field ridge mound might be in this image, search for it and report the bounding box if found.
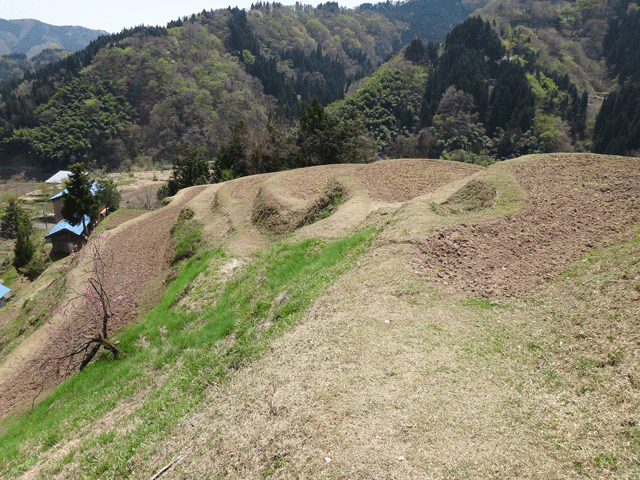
[414,153,640,298]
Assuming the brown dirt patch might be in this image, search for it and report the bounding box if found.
[101,209,148,230]
[356,158,483,202]
[414,154,640,298]
[230,174,276,201]
[277,164,348,200]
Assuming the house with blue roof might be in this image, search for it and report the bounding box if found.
[0,283,11,308]
[45,215,93,254]
[46,182,106,254]
[49,182,100,224]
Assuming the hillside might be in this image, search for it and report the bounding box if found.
[0,19,107,58]
[2,1,639,176]
[0,5,408,171]
[0,153,639,478]
[0,19,106,87]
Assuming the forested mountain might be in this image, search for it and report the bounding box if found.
[591,6,640,156]
[361,0,487,43]
[0,19,107,88]
[0,50,69,86]
[470,0,640,156]
[472,0,616,96]
[0,18,107,63]
[0,0,638,175]
[0,4,406,171]
[331,15,587,163]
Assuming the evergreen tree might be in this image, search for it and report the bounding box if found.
[13,212,35,271]
[214,121,249,181]
[61,163,98,235]
[444,16,505,75]
[405,39,427,63]
[297,96,335,165]
[164,146,211,196]
[1,198,26,239]
[486,61,535,136]
[593,84,640,155]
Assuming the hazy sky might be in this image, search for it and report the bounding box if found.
[4,1,365,34]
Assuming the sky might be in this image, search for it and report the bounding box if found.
[3,0,366,34]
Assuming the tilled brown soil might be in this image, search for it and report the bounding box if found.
[356,158,482,202]
[277,164,348,199]
[0,187,206,419]
[229,173,277,200]
[414,154,640,298]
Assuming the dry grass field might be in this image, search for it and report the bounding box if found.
[0,154,638,479]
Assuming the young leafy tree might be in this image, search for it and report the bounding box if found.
[297,97,376,166]
[94,177,121,212]
[331,109,378,164]
[62,163,98,235]
[432,86,489,155]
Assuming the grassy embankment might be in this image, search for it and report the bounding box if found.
[0,216,376,478]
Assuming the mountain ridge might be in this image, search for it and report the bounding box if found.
[0,18,108,58]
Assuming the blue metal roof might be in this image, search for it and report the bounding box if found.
[49,182,100,201]
[45,215,92,238]
[0,284,10,298]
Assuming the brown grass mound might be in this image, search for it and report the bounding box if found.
[356,158,483,202]
[277,164,348,200]
[414,154,640,298]
[251,187,300,235]
[101,209,148,230]
[439,179,496,214]
[230,174,275,201]
[252,181,347,236]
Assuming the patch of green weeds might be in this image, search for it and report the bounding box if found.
[171,208,203,263]
[601,348,625,367]
[0,273,65,358]
[262,455,288,478]
[593,452,619,470]
[430,201,448,216]
[576,358,600,376]
[460,297,513,310]
[0,228,376,478]
[40,429,62,451]
[302,188,345,226]
[116,179,136,187]
[1,266,20,288]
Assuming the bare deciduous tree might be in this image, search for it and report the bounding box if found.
[138,185,159,210]
[54,231,138,371]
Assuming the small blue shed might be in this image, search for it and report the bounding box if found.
[0,283,11,308]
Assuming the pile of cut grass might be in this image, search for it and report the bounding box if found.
[440,179,496,214]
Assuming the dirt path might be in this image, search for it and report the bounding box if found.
[0,186,205,419]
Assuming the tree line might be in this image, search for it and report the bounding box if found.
[594,8,640,156]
